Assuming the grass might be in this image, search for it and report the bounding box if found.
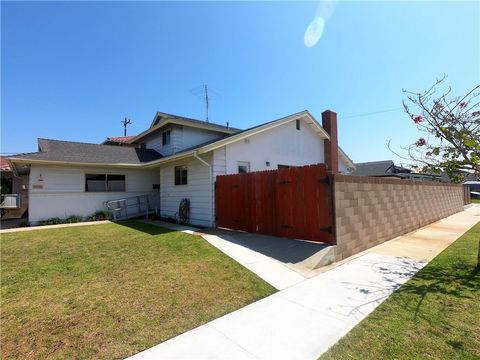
[471,198,480,203]
[321,222,480,360]
[1,221,276,359]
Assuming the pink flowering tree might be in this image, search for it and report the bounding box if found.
[393,76,480,182]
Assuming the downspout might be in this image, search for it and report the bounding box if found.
[193,151,214,227]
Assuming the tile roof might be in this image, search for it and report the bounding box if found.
[105,136,136,143]
[9,139,162,165]
[0,156,11,171]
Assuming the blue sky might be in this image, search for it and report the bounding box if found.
[1,1,479,164]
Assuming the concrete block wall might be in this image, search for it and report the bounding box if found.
[333,175,465,261]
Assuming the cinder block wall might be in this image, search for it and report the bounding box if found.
[333,175,465,261]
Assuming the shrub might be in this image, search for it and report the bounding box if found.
[87,211,112,222]
[38,217,64,226]
[17,220,30,227]
[65,215,83,223]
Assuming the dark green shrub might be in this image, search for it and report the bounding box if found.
[87,211,112,222]
[65,215,83,223]
[17,220,30,227]
[38,217,64,226]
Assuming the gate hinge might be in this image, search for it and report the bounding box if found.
[319,225,333,234]
[319,176,330,185]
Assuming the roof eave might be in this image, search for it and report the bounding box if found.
[8,157,144,168]
[132,117,239,144]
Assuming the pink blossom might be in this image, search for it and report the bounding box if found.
[459,102,468,109]
[413,115,424,124]
[426,151,432,156]
[472,111,480,117]
[416,138,426,147]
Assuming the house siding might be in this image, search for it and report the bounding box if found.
[144,125,182,155]
[182,127,226,150]
[224,119,325,174]
[28,165,158,222]
[159,154,213,227]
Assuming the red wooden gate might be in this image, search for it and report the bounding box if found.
[215,164,333,243]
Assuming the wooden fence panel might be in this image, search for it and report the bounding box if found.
[215,164,333,243]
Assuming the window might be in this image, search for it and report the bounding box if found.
[296,119,301,130]
[238,161,250,174]
[85,174,126,192]
[162,130,171,146]
[277,164,291,169]
[174,166,188,185]
[140,143,146,149]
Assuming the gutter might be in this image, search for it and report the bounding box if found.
[193,151,214,227]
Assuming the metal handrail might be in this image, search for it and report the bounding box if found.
[104,194,152,221]
[0,194,21,209]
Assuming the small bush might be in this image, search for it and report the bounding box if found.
[38,217,64,226]
[17,220,30,227]
[87,211,112,222]
[65,215,83,223]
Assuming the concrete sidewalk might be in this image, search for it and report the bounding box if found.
[128,205,479,360]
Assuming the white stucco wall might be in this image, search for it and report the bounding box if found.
[159,154,213,227]
[28,165,158,222]
[223,119,325,174]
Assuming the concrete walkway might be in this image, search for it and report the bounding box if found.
[129,205,479,360]
[0,220,112,233]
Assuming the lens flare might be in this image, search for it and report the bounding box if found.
[304,17,325,48]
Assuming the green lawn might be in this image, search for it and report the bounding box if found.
[1,222,276,359]
[471,198,480,203]
[321,222,480,360]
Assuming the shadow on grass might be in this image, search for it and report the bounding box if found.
[395,261,480,321]
[114,220,176,236]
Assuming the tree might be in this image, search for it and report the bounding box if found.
[391,75,480,183]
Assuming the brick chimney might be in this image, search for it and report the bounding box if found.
[322,110,339,174]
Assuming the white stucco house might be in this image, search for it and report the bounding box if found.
[7,110,355,227]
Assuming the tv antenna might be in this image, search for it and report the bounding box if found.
[204,85,209,122]
[190,84,220,122]
[121,117,131,136]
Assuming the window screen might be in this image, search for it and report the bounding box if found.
[85,174,106,192]
[85,174,126,192]
[174,166,188,185]
[107,174,126,192]
[162,130,171,146]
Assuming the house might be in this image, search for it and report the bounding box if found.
[351,160,446,182]
[0,156,29,220]
[7,110,355,227]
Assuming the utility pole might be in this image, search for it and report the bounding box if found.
[121,117,131,136]
[205,84,209,123]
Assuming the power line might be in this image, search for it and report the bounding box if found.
[342,107,403,119]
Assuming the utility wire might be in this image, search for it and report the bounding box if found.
[342,107,404,119]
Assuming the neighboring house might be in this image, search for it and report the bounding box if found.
[7,110,355,226]
[0,156,29,219]
[352,160,446,182]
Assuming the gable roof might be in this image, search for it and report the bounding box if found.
[131,112,240,143]
[9,139,163,167]
[351,160,410,176]
[142,110,356,170]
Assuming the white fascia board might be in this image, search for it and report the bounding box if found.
[141,151,196,168]
[8,158,144,168]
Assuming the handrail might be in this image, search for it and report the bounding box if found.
[0,194,21,209]
[104,194,152,221]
